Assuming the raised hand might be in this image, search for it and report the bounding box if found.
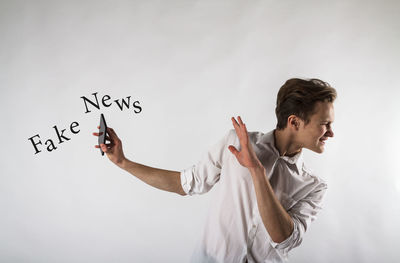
[228,116,263,170]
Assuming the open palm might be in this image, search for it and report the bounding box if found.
[228,116,262,169]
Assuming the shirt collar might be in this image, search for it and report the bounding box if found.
[257,129,303,174]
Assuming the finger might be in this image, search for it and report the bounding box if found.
[237,116,248,135]
[242,123,248,134]
[93,132,103,136]
[107,127,119,139]
[237,116,244,126]
[94,144,112,149]
[228,145,240,155]
[231,117,240,131]
[100,144,109,152]
[231,117,239,126]
[231,117,247,136]
[101,141,113,147]
[101,145,108,153]
[106,140,115,147]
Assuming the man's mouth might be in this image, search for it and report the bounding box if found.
[319,137,327,144]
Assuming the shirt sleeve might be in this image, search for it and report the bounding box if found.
[269,180,328,255]
[180,129,234,196]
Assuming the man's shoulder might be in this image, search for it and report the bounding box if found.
[301,162,328,191]
[226,129,272,148]
[223,128,265,139]
[248,130,268,141]
[244,129,274,148]
[223,128,271,139]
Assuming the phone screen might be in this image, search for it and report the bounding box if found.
[98,113,108,156]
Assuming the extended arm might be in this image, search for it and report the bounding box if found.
[93,126,186,196]
[119,159,186,196]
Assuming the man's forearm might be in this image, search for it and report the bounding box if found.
[118,158,186,196]
[250,165,294,243]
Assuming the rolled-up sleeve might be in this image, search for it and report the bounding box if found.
[180,129,234,196]
[269,181,328,255]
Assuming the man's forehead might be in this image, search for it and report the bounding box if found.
[313,101,335,120]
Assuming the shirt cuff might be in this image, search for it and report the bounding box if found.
[180,168,192,196]
[269,219,299,250]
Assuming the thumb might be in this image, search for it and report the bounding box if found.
[100,144,108,153]
[228,145,239,156]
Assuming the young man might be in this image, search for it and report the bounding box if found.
[93,78,336,262]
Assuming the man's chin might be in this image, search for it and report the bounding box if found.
[307,145,325,154]
[317,145,325,153]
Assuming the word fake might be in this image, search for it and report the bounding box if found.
[28,122,80,154]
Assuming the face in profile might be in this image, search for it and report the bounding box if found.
[298,100,335,154]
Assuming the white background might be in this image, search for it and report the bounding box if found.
[1,0,399,262]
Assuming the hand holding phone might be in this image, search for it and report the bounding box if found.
[93,115,126,165]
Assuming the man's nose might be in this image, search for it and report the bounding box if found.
[327,128,334,138]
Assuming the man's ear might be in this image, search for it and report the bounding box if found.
[287,115,300,131]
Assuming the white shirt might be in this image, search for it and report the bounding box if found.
[180,129,327,263]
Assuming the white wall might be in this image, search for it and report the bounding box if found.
[1,0,399,262]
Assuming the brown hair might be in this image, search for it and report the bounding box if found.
[275,78,337,130]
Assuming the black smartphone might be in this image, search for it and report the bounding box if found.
[98,113,108,156]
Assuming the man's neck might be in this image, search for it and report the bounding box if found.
[273,129,302,157]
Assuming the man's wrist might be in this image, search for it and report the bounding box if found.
[117,157,129,169]
[249,164,266,178]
